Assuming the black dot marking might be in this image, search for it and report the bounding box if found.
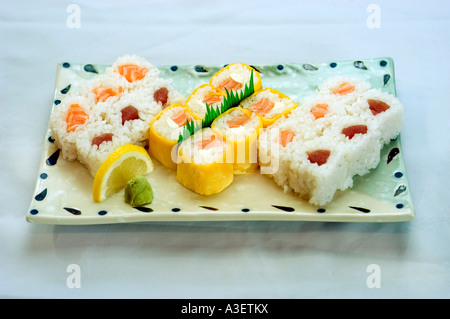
[194,65,208,73]
[380,60,387,67]
[30,209,39,215]
[303,64,318,71]
[134,207,153,213]
[46,149,60,166]
[277,64,284,71]
[396,203,404,209]
[48,136,55,143]
[60,84,71,95]
[98,210,108,216]
[34,188,47,201]
[63,207,81,215]
[387,147,400,164]
[383,74,391,86]
[330,62,337,68]
[40,173,48,179]
[317,208,326,213]
[241,208,250,212]
[394,171,403,178]
[170,65,178,71]
[54,100,61,105]
[172,208,180,212]
[349,206,371,213]
[62,62,70,68]
[394,185,407,197]
[272,205,295,212]
[200,206,219,211]
[84,64,98,74]
[354,60,368,70]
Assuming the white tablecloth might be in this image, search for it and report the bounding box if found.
[1,0,449,299]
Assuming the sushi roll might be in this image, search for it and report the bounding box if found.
[240,88,298,127]
[107,54,160,90]
[352,89,404,145]
[176,128,234,195]
[316,75,371,105]
[211,107,263,174]
[210,63,262,96]
[80,73,124,105]
[185,84,226,119]
[148,104,201,170]
[75,121,133,177]
[49,95,99,161]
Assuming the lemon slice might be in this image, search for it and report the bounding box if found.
[93,144,154,202]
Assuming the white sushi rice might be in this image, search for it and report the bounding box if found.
[316,75,371,105]
[178,128,229,165]
[210,63,259,95]
[186,84,224,119]
[260,76,404,206]
[240,88,296,120]
[152,105,195,142]
[49,55,185,177]
[212,107,261,141]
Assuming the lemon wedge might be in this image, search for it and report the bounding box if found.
[93,144,154,202]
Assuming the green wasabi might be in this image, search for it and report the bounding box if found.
[125,176,153,207]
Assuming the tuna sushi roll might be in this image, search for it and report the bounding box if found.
[211,107,263,174]
[240,88,298,127]
[75,121,133,176]
[176,128,234,195]
[210,63,262,96]
[148,104,201,170]
[185,84,226,119]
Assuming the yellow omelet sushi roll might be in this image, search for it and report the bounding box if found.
[185,84,226,119]
[211,107,263,174]
[148,103,201,170]
[176,128,234,195]
[209,63,262,96]
[240,88,298,127]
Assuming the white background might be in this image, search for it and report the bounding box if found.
[1,0,449,298]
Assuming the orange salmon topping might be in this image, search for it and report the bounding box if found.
[368,99,390,115]
[311,103,329,119]
[197,134,220,150]
[226,113,251,128]
[92,87,122,103]
[307,149,330,166]
[279,129,295,147]
[202,92,223,106]
[218,78,243,92]
[91,133,113,147]
[115,64,149,83]
[171,111,189,127]
[250,98,275,117]
[332,82,355,95]
[66,104,88,133]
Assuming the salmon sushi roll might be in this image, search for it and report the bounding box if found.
[49,96,99,161]
[316,75,371,105]
[148,104,201,170]
[185,84,226,119]
[176,128,234,195]
[81,73,124,105]
[108,54,160,90]
[210,63,262,96]
[211,107,263,174]
[240,88,298,127]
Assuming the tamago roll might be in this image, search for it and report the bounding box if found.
[148,103,201,170]
[211,107,263,174]
[176,128,234,195]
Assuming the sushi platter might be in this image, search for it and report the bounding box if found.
[27,56,415,224]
